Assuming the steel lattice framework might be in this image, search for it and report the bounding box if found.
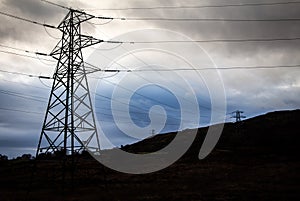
[37,10,102,157]
[231,110,246,123]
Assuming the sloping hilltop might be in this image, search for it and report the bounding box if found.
[0,110,299,201]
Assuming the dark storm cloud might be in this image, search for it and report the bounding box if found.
[0,79,49,153]
[115,0,300,58]
[0,0,66,42]
[3,0,62,19]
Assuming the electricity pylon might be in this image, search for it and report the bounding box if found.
[36,9,103,158]
[231,110,246,123]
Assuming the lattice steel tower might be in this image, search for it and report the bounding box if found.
[36,9,103,157]
[231,110,246,123]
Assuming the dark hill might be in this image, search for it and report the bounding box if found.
[0,110,299,201]
[122,109,300,156]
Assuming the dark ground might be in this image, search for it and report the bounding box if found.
[0,110,299,201]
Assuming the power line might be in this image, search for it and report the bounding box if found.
[88,31,224,115]
[0,44,122,74]
[94,90,205,121]
[0,74,210,127]
[121,17,300,22]
[84,61,128,73]
[124,37,300,43]
[87,1,300,11]
[40,0,69,10]
[96,106,211,119]
[94,37,300,45]
[87,19,114,26]
[0,44,50,56]
[96,117,186,126]
[0,88,177,124]
[41,0,122,21]
[0,77,50,90]
[129,64,300,71]
[0,75,221,125]
[0,107,43,115]
[0,89,47,100]
[0,11,57,29]
[0,87,171,123]
[94,79,218,116]
[0,89,47,103]
[92,31,259,116]
[0,43,120,65]
[94,92,172,117]
[92,39,300,115]
[0,91,203,128]
[0,86,198,125]
[2,49,298,78]
[90,42,123,51]
[95,110,196,125]
[97,78,219,118]
[89,31,298,115]
[0,68,52,79]
[100,79,180,110]
[89,31,232,115]
[0,49,55,62]
[95,41,222,116]
[93,47,206,114]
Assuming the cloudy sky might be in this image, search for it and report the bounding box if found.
[0,0,300,158]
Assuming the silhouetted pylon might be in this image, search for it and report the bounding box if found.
[36,9,103,157]
[231,110,246,123]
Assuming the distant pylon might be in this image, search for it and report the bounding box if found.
[231,110,246,123]
[36,9,103,157]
